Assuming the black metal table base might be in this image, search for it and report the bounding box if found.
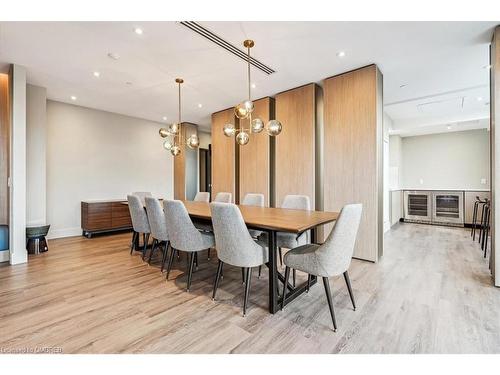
[265,229,317,314]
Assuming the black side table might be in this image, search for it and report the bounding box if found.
[26,225,51,255]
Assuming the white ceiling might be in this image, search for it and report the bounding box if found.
[0,21,496,132]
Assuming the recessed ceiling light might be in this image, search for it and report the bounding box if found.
[336,51,346,58]
[447,125,452,130]
[198,103,203,108]
[251,83,256,89]
[134,27,143,35]
[70,95,77,101]
[93,71,100,78]
[107,52,120,60]
[162,116,167,121]
[477,97,483,101]
[399,84,407,89]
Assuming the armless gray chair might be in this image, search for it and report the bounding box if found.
[132,191,153,206]
[144,197,170,272]
[258,194,311,283]
[241,193,265,238]
[194,192,210,202]
[214,192,232,203]
[127,194,151,259]
[163,200,215,292]
[281,203,362,332]
[210,202,268,316]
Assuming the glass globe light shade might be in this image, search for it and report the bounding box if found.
[223,123,236,137]
[169,123,180,135]
[163,140,173,150]
[236,131,250,146]
[170,145,181,156]
[251,118,264,133]
[159,128,169,138]
[234,103,249,119]
[187,134,200,149]
[266,120,282,136]
[243,100,254,114]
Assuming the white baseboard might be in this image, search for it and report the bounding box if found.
[47,227,82,239]
[0,251,10,263]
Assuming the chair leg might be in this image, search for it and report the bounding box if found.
[322,277,337,332]
[343,271,356,311]
[194,252,199,271]
[243,267,253,317]
[166,248,176,280]
[207,248,211,260]
[148,239,158,264]
[130,231,137,254]
[142,233,150,261]
[292,269,296,287]
[258,265,262,279]
[160,242,169,273]
[278,247,283,266]
[241,267,246,284]
[186,252,196,292]
[281,266,290,310]
[212,260,224,300]
[306,274,311,293]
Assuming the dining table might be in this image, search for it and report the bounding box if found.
[125,199,339,314]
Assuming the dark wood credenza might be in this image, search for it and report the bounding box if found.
[81,199,132,238]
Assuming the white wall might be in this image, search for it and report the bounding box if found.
[46,100,174,238]
[26,84,47,226]
[389,135,403,189]
[198,131,211,149]
[402,129,490,190]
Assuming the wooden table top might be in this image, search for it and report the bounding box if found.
[122,199,339,233]
[181,200,338,233]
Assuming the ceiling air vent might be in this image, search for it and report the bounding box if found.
[179,21,276,75]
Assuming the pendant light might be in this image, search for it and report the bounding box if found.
[223,40,282,145]
[158,78,199,156]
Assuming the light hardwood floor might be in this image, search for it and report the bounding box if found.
[0,223,499,353]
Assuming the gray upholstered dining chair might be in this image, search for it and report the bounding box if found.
[163,200,215,292]
[210,202,268,317]
[194,192,210,202]
[214,192,232,203]
[258,194,311,283]
[281,203,362,332]
[241,193,265,238]
[132,191,153,205]
[144,197,170,272]
[127,194,152,259]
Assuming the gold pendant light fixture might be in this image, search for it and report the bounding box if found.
[159,78,199,156]
[223,39,282,145]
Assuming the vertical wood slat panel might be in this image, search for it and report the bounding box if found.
[239,97,272,206]
[0,74,9,225]
[211,109,236,202]
[174,123,198,200]
[323,65,383,262]
[274,84,316,208]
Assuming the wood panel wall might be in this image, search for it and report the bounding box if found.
[0,74,9,225]
[211,109,236,202]
[174,122,198,200]
[239,97,272,206]
[322,65,383,262]
[274,84,318,209]
[490,26,499,285]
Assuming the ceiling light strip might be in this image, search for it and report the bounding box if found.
[179,21,275,75]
